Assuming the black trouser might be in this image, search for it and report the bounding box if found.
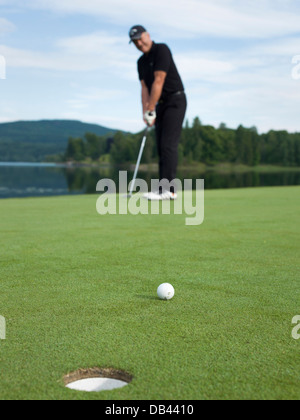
[155,92,187,193]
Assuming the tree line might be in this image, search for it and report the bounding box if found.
[65,117,300,167]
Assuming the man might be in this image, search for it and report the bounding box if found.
[129,25,187,201]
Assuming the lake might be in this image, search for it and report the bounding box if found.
[0,162,300,199]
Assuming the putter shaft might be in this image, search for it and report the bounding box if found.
[129,127,149,196]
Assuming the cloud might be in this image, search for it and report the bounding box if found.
[1,28,299,131]
[0,45,87,71]
[175,53,236,82]
[1,0,300,132]
[247,37,300,57]
[0,18,16,34]
[56,31,138,78]
[66,88,130,111]
[19,0,300,39]
[0,31,138,78]
[56,31,126,54]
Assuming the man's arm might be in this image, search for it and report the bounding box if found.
[141,80,150,116]
[148,71,167,111]
[141,71,167,126]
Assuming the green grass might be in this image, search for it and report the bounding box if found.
[0,186,299,400]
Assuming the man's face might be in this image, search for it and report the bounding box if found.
[133,32,153,54]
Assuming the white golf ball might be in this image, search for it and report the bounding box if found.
[157,283,175,300]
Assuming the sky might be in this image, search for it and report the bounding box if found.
[0,0,300,133]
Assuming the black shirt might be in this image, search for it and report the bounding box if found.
[138,42,184,99]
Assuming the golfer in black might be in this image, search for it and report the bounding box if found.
[129,25,187,200]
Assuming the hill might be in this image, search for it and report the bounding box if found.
[0,120,120,162]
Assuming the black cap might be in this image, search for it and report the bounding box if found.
[129,25,147,43]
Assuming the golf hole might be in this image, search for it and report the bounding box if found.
[64,368,133,393]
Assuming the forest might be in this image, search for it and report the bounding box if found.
[65,117,300,167]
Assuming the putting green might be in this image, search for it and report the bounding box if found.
[0,186,299,400]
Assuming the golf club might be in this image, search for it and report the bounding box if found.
[126,126,150,198]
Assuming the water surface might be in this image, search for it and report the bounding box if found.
[0,162,299,199]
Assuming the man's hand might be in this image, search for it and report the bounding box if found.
[144,110,156,127]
